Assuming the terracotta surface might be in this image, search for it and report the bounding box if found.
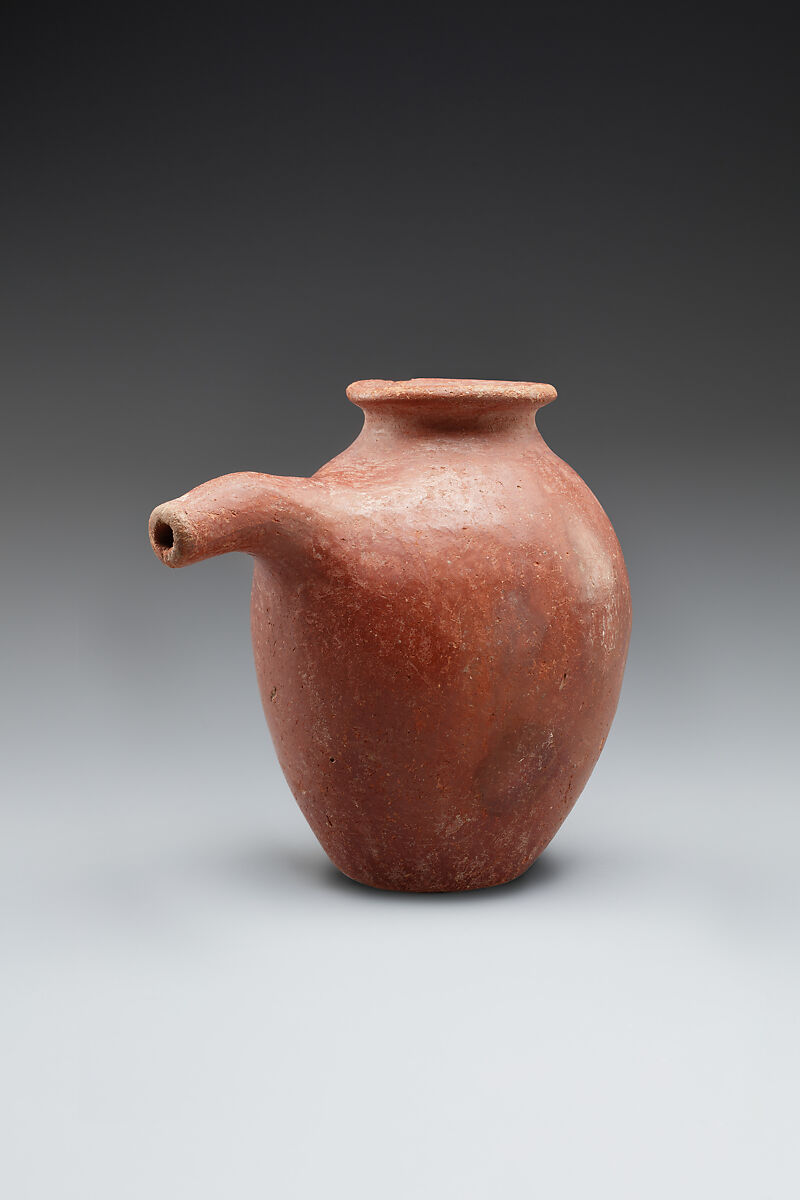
[149,379,632,891]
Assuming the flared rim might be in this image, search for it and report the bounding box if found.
[346,378,557,407]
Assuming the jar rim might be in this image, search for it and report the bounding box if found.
[346,378,557,408]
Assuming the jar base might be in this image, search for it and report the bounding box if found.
[333,856,540,894]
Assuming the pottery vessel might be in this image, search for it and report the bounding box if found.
[149,379,631,891]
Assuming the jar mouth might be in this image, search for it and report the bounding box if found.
[347,378,557,409]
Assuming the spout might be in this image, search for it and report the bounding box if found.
[149,471,324,569]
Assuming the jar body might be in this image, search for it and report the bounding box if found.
[251,387,631,891]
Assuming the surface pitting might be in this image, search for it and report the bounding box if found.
[149,379,632,891]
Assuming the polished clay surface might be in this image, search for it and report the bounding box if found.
[149,379,631,891]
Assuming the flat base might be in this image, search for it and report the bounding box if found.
[335,858,536,894]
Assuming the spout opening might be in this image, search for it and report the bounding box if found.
[152,518,175,551]
[149,503,193,566]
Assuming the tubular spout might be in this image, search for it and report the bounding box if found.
[149,471,321,568]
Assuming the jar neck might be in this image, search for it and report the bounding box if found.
[331,380,556,469]
[346,379,555,446]
[359,401,541,440]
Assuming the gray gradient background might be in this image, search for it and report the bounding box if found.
[2,10,798,1198]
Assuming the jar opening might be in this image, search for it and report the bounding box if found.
[346,378,557,412]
